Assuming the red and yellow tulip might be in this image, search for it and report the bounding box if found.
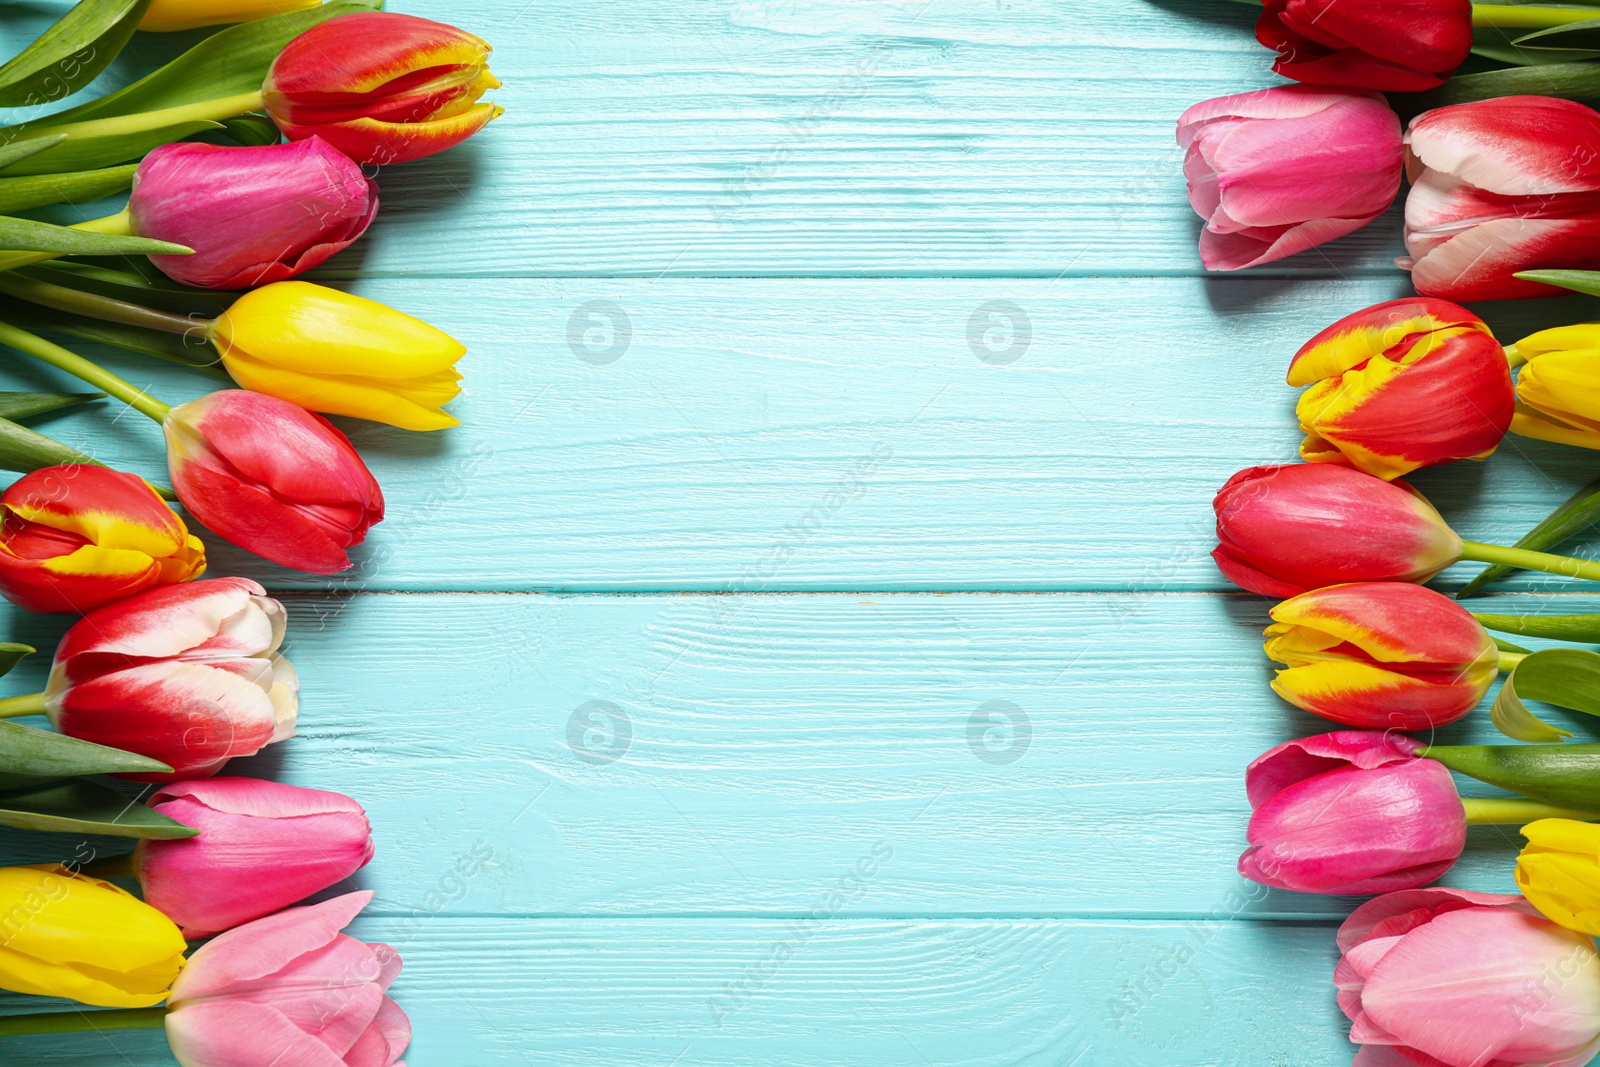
[0,465,204,615]
[1264,582,1499,730]
[1289,298,1514,480]
[264,12,501,166]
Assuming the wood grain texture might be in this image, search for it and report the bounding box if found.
[0,916,1351,1066]
[4,277,1597,593]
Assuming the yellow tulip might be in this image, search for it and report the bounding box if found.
[1508,324,1600,450]
[1517,819,1600,935]
[140,0,323,32]
[0,865,185,1007]
[211,281,465,432]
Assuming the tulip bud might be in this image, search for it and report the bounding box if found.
[163,390,384,574]
[1517,818,1600,936]
[0,865,185,1007]
[140,0,324,32]
[1506,322,1600,450]
[165,892,409,1067]
[1265,583,1499,730]
[44,577,298,781]
[1256,0,1472,92]
[133,778,375,938]
[1403,96,1600,300]
[1289,298,1514,479]
[211,281,463,431]
[264,12,501,165]
[1212,464,1462,597]
[0,464,205,614]
[1337,887,1600,1067]
[1241,730,1466,894]
[129,139,377,290]
[1176,85,1402,271]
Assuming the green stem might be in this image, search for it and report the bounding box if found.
[1475,612,1600,643]
[0,691,46,718]
[1499,651,1529,671]
[0,272,199,338]
[1460,540,1600,585]
[1471,4,1600,27]
[0,319,169,423]
[1462,796,1600,824]
[1506,344,1528,371]
[0,1007,165,1037]
[12,91,266,149]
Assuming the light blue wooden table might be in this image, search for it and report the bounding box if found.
[3,2,1600,1064]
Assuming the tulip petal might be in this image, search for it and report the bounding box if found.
[276,103,503,167]
[1267,583,1500,670]
[1408,216,1600,301]
[167,1000,351,1067]
[1286,297,1486,387]
[1199,213,1383,271]
[1271,661,1485,730]
[1246,730,1421,808]
[50,576,262,667]
[173,891,373,998]
[1337,886,1529,953]
[1408,96,1600,197]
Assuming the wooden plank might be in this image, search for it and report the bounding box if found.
[0,592,1562,918]
[1,276,1591,593]
[0,916,1353,1066]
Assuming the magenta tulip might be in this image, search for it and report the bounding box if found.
[134,778,374,938]
[1337,886,1600,1067]
[1177,85,1402,271]
[164,390,384,575]
[165,891,409,1067]
[43,577,298,781]
[1241,731,1465,894]
[1403,96,1600,300]
[129,138,377,290]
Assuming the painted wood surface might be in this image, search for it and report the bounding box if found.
[0,0,1585,1065]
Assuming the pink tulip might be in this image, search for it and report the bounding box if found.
[164,390,384,575]
[165,891,409,1067]
[1338,886,1600,1067]
[1177,86,1402,271]
[44,577,298,781]
[135,778,374,938]
[1241,731,1465,894]
[1403,96,1600,300]
[129,138,378,290]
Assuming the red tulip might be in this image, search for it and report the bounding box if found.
[129,138,377,290]
[1264,583,1499,730]
[1256,0,1472,92]
[43,577,298,781]
[163,390,383,575]
[1212,464,1462,597]
[0,465,205,614]
[264,12,501,166]
[135,778,375,938]
[1402,96,1600,300]
[1177,86,1402,271]
[1242,730,1466,894]
[1289,298,1514,480]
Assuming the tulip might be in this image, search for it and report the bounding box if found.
[0,464,205,614]
[264,12,501,166]
[1402,96,1600,301]
[1176,85,1402,271]
[40,577,298,781]
[0,865,185,1007]
[164,390,384,574]
[1337,886,1600,1067]
[1255,0,1472,92]
[165,891,409,1067]
[128,139,377,290]
[1516,818,1600,936]
[1505,322,1600,450]
[134,778,375,938]
[1265,583,1500,731]
[211,281,464,431]
[140,1,324,32]
[1289,298,1514,479]
[1241,730,1466,893]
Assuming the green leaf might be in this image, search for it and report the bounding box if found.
[0,643,32,680]
[7,305,219,370]
[0,778,196,839]
[218,112,280,147]
[1393,62,1600,115]
[0,135,67,172]
[1477,612,1600,643]
[23,0,382,128]
[1513,18,1600,51]
[0,392,101,420]
[1421,742,1600,810]
[0,0,152,109]
[19,260,235,318]
[0,119,222,177]
[1458,473,1600,596]
[0,164,136,214]
[0,718,169,780]
[1492,635,1534,654]
[1489,648,1600,742]
[0,415,100,473]
[0,216,186,257]
[1516,269,1600,298]
[1470,25,1599,65]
